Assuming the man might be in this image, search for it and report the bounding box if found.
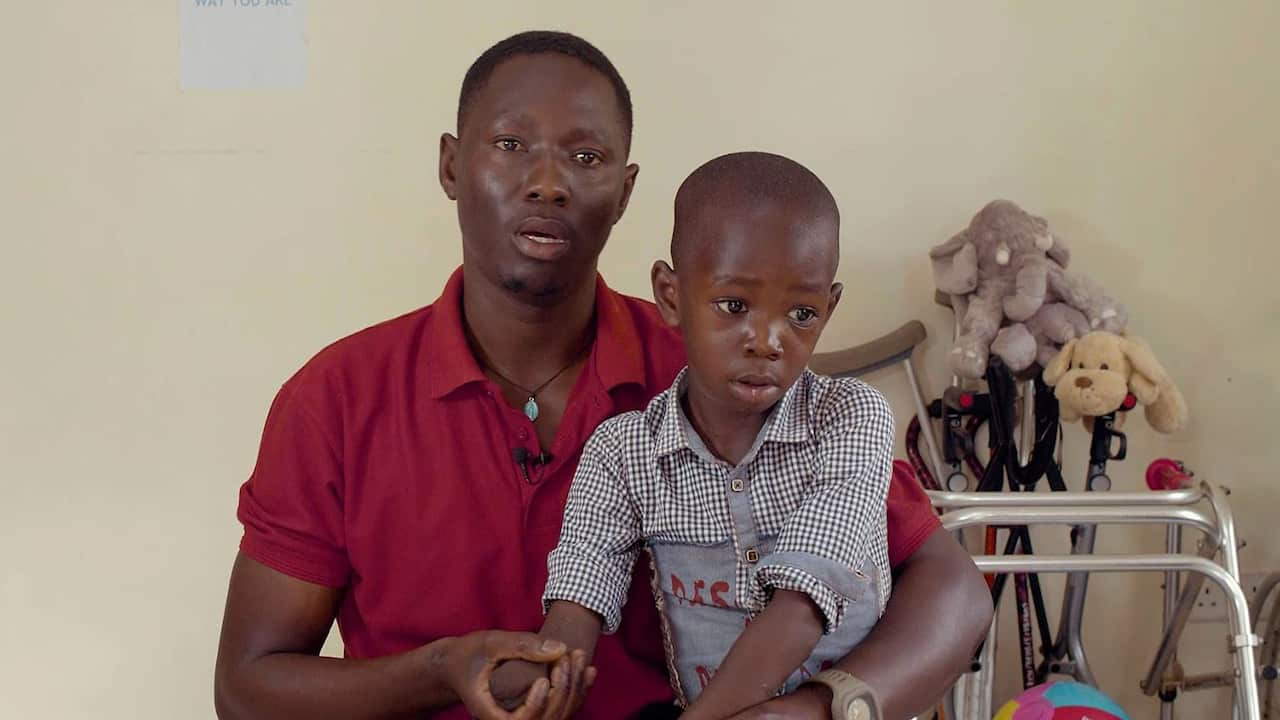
[214,31,991,720]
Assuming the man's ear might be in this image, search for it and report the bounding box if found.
[650,259,681,329]
[613,163,640,225]
[439,133,459,200]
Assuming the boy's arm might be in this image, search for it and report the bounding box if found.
[681,590,825,720]
[491,423,641,710]
[728,529,992,720]
[540,600,604,662]
[542,422,643,634]
[490,601,605,710]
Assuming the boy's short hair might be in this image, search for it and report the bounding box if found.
[670,151,840,267]
[457,31,634,149]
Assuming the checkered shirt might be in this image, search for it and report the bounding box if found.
[543,368,893,635]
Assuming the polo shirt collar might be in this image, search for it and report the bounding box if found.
[426,267,648,399]
[589,274,647,393]
[653,368,813,460]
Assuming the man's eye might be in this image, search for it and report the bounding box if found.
[495,138,523,152]
[713,299,747,314]
[574,150,602,166]
[789,307,818,325]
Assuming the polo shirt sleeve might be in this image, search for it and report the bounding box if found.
[236,375,350,588]
[886,458,943,569]
[543,421,642,635]
[753,382,893,633]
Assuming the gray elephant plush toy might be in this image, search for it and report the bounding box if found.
[931,200,1127,379]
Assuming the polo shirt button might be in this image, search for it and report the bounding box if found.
[518,428,528,441]
[730,478,745,492]
[744,548,759,563]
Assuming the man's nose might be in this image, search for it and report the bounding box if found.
[524,153,570,206]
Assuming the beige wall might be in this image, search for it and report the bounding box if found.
[2,2,1277,718]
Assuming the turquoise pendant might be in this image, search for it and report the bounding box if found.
[523,396,540,422]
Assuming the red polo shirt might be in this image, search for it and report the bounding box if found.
[237,267,941,719]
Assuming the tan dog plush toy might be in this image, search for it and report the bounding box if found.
[1043,331,1188,433]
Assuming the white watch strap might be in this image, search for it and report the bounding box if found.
[804,669,882,720]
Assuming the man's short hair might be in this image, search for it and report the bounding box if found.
[457,31,633,149]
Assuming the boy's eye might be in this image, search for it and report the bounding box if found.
[574,150,602,166]
[788,307,818,325]
[495,138,524,152]
[713,299,747,315]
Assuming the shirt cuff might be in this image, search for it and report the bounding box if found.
[543,548,626,635]
[754,552,876,633]
[239,531,350,588]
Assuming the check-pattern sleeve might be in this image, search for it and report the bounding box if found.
[543,419,644,634]
[753,383,894,632]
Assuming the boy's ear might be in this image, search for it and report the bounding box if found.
[825,282,843,323]
[650,260,681,329]
[439,133,459,200]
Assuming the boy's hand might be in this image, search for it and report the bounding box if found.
[490,651,596,719]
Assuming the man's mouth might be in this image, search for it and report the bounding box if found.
[522,232,561,243]
[513,217,571,260]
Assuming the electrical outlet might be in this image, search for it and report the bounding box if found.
[1187,571,1276,623]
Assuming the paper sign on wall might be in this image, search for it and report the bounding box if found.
[180,0,307,90]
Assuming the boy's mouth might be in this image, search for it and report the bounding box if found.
[728,375,781,406]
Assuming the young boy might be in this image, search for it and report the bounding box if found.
[492,151,893,719]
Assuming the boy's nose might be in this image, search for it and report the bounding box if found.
[744,318,783,359]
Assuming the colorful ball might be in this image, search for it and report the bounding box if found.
[993,681,1129,720]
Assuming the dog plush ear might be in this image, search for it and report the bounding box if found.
[1042,338,1077,386]
[1121,336,1166,405]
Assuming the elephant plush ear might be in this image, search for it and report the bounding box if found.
[1046,232,1071,267]
[930,230,978,294]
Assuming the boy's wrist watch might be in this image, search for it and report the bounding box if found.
[803,669,882,720]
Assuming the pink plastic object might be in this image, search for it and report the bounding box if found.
[1146,458,1193,491]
